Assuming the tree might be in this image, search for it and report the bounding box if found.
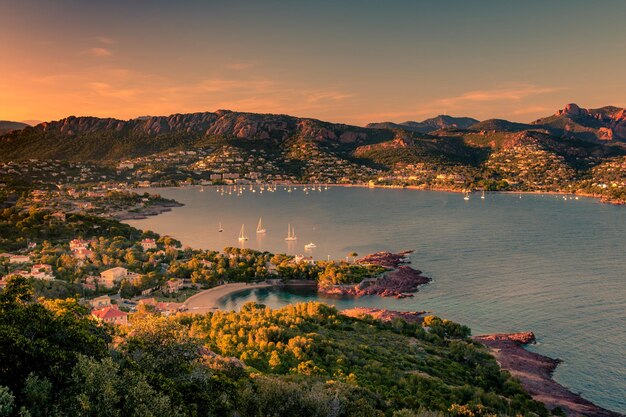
[0,386,14,417]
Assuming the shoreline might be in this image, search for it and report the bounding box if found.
[474,333,622,417]
[182,282,273,314]
[136,182,623,206]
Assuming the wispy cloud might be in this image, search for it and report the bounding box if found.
[95,36,116,45]
[438,85,559,107]
[306,91,354,103]
[82,47,113,57]
[89,82,138,99]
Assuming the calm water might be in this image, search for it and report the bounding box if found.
[127,186,626,413]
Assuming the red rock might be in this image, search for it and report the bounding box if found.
[341,307,426,324]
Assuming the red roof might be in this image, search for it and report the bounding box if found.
[92,307,127,320]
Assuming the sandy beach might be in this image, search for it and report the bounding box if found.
[183,282,272,314]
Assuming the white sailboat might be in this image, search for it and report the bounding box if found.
[463,191,470,201]
[284,224,297,241]
[304,242,317,249]
[238,224,248,241]
[256,218,266,234]
[481,190,485,199]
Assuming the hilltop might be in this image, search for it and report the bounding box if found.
[367,115,479,133]
[0,120,29,135]
[531,103,626,141]
[0,111,394,161]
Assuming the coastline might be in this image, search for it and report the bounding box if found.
[182,282,272,314]
[137,183,623,206]
[474,333,623,417]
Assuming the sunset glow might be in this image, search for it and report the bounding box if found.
[2,0,625,125]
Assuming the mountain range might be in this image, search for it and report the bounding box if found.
[0,104,624,164]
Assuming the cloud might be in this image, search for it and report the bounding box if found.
[95,36,116,45]
[438,85,559,107]
[89,82,138,99]
[306,91,354,103]
[194,77,275,93]
[83,47,113,57]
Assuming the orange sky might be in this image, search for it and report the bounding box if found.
[1,1,625,126]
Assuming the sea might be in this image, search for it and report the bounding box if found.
[126,185,626,413]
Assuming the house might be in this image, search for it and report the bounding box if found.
[163,278,184,294]
[91,306,128,325]
[73,248,94,260]
[30,264,55,280]
[117,161,135,170]
[89,295,112,309]
[70,239,88,251]
[138,298,184,316]
[294,255,315,265]
[99,267,129,288]
[140,238,157,251]
[0,254,32,264]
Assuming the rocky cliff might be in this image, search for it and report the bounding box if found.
[532,103,626,142]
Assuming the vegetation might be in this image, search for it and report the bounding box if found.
[0,277,551,417]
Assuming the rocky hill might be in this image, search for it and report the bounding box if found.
[0,120,29,135]
[367,115,479,133]
[0,111,395,161]
[531,103,626,142]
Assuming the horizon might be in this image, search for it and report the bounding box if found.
[2,101,622,129]
[1,0,626,125]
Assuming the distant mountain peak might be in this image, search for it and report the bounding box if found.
[366,115,479,134]
[558,103,583,116]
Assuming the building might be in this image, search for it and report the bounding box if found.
[89,295,112,309]
[117,161,135,170]
[163,278,184,294]
[70,239,88,251]
[30,264,55,280]
[73,248,94,260]
[99,267,129,288]
[140,238,157,251]
[91,306,128,325]
[0,254,32,264]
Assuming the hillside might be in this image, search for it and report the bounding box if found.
[0,111,394,162]
[0,274,549,417]
[468,119,537,133]
[1,105,625,203]
[531,103,626,142]
[0,120,29,135]
[367,115,479,133]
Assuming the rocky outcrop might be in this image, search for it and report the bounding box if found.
[474,333,622,417]
[19,111,385,145]
[319,251,430,298]
[341,307,426,324]
[356,251,413,268]
[533,103,626,142]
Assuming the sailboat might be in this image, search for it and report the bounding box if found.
[238,224,248,241]
[463,191,470,201]
[304,242,317,249]
[218,222,223,233]
[481,190,485,199]
[256,218,266,234]
[284,224,297,241]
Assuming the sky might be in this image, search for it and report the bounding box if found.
[1,0,625,126]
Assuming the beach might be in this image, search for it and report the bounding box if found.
[183,282,272,314]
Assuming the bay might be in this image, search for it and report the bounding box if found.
[126,186,626,413]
